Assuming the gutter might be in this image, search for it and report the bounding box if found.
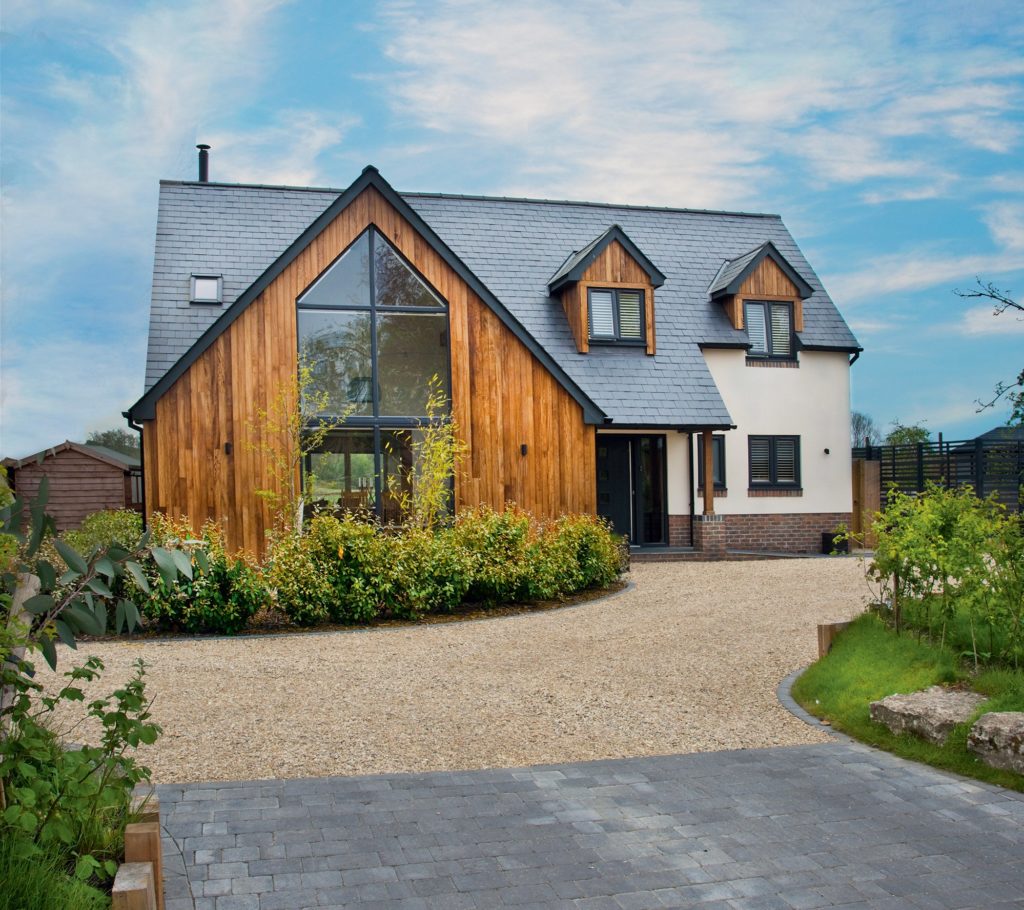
[123,411,147,530]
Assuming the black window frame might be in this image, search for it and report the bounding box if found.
[744,299,795,360]
[748,435,801,488]
[696,434,726,490]
[296,226,453,521]
[587,287,646,344]
[190,274,223,305]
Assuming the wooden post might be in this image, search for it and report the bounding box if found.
[130,790,161,825]
[701,430,714,516]
[817,621,852,658]
[125,822,163,910]
[112,862,157,910]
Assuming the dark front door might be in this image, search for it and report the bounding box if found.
[596,435,667,546]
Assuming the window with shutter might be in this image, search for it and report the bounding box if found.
[748,436,801,488]
[587,288,646,344]
[697,435,726,489]
[743,300,794,359]
[744,303,768,355]
[589,290,615,337]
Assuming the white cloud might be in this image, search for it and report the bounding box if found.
[826,201,1024,303]
[960,304,1024,337]
[0,0,356,449]
[377,0,1023,208]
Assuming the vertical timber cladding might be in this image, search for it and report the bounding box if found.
[143,186,596,553]
[729,257,804,332]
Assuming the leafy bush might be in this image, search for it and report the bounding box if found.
[142,519,269,634]
[1,629,160,889]
[452,506,534,603]
[868,484,1024,668]
[266,528,335,626]
[63,510,143,555]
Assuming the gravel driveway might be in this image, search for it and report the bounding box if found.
[42,559,869,784]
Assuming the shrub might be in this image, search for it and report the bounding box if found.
[0,635,160,890]
[63,509,143,555]
[555,513,624,590]
[451,506,534,603]
[266,529,335,626]
[140,518,269,634]
[868,484,1024,669]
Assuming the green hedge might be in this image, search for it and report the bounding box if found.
[58,506,624,634]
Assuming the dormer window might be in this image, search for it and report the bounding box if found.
[588,288,645,343]
[190,274,223,304]
[744,300,793,359]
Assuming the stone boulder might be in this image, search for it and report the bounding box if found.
[967,712,1024,775]
[869,686,987,745]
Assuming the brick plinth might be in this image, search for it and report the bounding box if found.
[724,512,851,554]
[667,514,692,547]
[693,514,727,555]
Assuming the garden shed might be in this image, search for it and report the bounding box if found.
[2,441,142,531]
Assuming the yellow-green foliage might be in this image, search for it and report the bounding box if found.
[868,484,1024,667]
[0,467,16,570]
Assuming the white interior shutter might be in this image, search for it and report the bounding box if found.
[744,302,767,354]
[589,290,615,337]
[749,437,771,484]
[617,291,643,339]
[775,438,797,483]
[770,303,792,356]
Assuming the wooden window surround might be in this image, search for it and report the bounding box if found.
[721,257,804,342]
[559,238,656,355]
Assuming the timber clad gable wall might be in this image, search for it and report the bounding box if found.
[559,239,656,355]
[143,186,596,553]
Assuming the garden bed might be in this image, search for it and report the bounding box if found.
[793,613,1024,792]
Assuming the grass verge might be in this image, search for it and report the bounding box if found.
[0,837,109,910]
[792,612,1024,793]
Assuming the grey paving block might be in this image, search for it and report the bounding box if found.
[159,743,1023,910]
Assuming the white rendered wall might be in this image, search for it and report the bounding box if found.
[699,349,853,514]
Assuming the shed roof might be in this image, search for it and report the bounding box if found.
[137,170,860,428]
[3,441,140,470]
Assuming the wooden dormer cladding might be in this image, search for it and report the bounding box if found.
[709,241,812,334]
[550,228,664,356]
[726,256,805,332]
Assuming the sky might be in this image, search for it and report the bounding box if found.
[2,0,1023,458]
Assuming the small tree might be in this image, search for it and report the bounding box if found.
[851,411,881,447]
[84,427,139,457]
[385,375,466,530]
[955,279,1023,426]
[885,420,930,446]
[247,361,349,535]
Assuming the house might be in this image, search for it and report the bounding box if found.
[3,442,142,532]
[126,156,860,555]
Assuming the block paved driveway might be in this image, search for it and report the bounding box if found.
[159,742,1024,910]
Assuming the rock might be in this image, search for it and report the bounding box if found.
[967,712,1024,775]
[869,686,986,745]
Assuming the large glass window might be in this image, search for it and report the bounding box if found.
[297,228,451,522]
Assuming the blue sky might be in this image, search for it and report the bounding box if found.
[2,0,1023,458]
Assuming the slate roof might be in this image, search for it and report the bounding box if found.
[143,176,860,428]
[3,441,139,470]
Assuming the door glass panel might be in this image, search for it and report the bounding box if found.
[298,231,371,308]
[374,236,444,308]
[308,430,376,513]
[376,312,449,416]
[637,436,666,545]
[298,310,373,416]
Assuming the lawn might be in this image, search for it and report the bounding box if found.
[793,612,1024,792]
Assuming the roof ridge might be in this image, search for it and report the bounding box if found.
[158,180,781,219]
